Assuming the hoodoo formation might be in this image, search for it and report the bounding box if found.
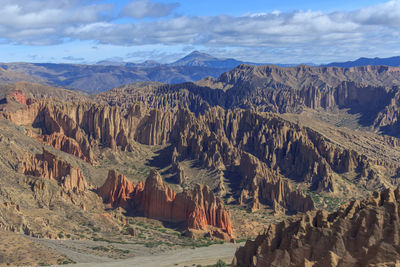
[2,95,391,215]
[98,170,233,238]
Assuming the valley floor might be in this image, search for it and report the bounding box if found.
[32,238,242,267]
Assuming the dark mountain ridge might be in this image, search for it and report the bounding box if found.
[324,55,400,68]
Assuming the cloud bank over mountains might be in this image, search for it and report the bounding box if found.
[0,0,399,63]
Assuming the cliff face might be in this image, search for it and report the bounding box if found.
[233,187,400,267]
[19,148,88,194]
[97,170,233,238]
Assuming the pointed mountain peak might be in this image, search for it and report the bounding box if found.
[180,51,216,61]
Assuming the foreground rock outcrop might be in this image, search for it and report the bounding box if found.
[233,187,400,266]
[98,170,233,238]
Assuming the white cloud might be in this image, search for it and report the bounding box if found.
[120,0,179,19]
[0,0,399,62]
[353,0,400,27]
[0,0,113,44]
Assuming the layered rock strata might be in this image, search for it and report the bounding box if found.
[233,187,400,266]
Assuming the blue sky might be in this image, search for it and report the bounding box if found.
[0,0,399,64]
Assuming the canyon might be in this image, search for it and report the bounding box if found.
[3,91,392,216]
[0,63,400,266]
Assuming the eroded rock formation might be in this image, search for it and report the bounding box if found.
[98,170,233,238]
[19,148,88,194]
[233,187,400,266]
[2,101,94,163]
[97,170,139,210]
[1,98,380,214]
[97,65,400,136]
[238,152,315,213]
[170,107,372,195]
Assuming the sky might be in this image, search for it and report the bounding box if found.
[0,0,399,64]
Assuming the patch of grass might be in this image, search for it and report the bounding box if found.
[91,237,129,244]
[114,248,130,254]
[57,258,76,265]
[91,246,110,252]
[204,259,231,267]
[91,227,101,232]
[144,242,159,248]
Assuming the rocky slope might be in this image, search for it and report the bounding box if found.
[0,117,109,240]
[98,169,233,239]
[233,187,400,266]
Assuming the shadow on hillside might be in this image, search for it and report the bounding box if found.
[146,145,174,170]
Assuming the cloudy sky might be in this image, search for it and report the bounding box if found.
[0,0,399,64]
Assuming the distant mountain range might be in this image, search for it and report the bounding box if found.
[97,51,298,69]
[168,51,264,68]
[324,56,400,68]
[0,51,399,93]
[0,51,278,93]
[96,51,269,69]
